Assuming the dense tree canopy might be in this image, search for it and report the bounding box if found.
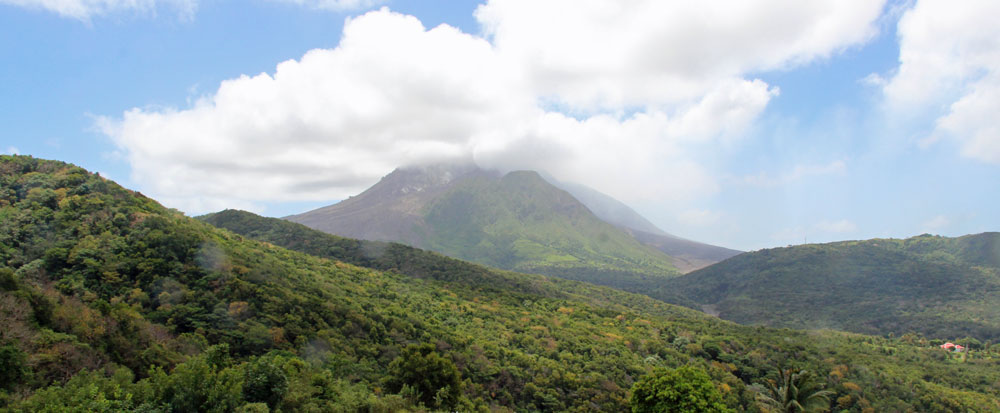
[2,155,1000,411]
[385,343,464,410]
[663,233,1000,341]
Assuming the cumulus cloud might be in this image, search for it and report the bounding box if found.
[476,79,775,202]
[3,146,20,155]
[0,0,196,21]
[100,2,886,214]
[99,10,526,207]
[883,0,1000,163]
[476,0,884,110]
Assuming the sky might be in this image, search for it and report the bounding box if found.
[2,0,998,251]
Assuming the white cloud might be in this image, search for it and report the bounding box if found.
[0,0,196,21]
[815,219,857,233]
[861,72,886,87]
[936,77,1000,163]
[883,0,1000,163]
[99,9,527,212]
[476,0,884,110]
[100,3,886,214]
[475,79,774,203]
[3,146,20,155]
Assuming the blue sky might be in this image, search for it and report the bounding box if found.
[2,0,998,250]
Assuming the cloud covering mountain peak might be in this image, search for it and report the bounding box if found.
[98,1,885,214]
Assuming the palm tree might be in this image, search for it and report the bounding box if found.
[754,368,835,412]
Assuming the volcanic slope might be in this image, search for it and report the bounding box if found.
[542,177,741,272]
[286,164,699,300]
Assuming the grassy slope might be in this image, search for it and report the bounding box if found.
[287,167,691,303]
[666,235,1000,341]
[413,171,706,305]
[418,171,678,276]
[2,155,999,411]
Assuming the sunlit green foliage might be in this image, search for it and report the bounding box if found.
[2,155,1000,412]
[630,365,732,413]
[753,368,834,413]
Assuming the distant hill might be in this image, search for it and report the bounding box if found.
[4,155,1000,411]
[665,233,1000,341]
[286,164,693,290]
[542,177,741,272]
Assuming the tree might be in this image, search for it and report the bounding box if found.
[242,353,289,410]
[755,368,834,412]
[629,365,733,413]
[385,343,462,410]
[0,344,29,391]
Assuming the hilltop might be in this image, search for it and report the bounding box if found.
[665,234,1000,340]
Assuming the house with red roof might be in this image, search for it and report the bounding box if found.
[939,342,966,352]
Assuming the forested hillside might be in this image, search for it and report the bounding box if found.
[665,235,1000,341]
[2,155,1000,412]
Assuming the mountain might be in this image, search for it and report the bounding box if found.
[542,176,741,272]
[540,176,668,236]
[3,155,1000,411]
[625,229,743,273]
[286,163,693,294]
[664,233,1000,341]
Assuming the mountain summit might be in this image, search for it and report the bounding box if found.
[287,164,687,279]
[286,164,743,303]
[285,163,487,247]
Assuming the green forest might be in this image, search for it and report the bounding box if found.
[2,155,1000,411]
[662,235,1000,341]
